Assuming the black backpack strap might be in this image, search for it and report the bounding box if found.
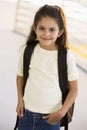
[58,48,68,95]
[23,42,37,94]
[64,114,68,130]
[13,115,19,130]
[13,42,37,130]
[58,48,68,130]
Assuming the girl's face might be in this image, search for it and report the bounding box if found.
[35,16,61,50]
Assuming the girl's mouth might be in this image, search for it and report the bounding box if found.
[41,37,51,40]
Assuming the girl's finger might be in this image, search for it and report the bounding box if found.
[43,114,50,119]
[20,108,24,117]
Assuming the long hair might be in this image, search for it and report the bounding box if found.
[26,5,68,50]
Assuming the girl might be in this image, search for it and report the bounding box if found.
[16,5,78,130]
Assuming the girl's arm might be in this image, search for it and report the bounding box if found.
[60,79,78,116]
[16,75,24,117]
[43,79,78,124]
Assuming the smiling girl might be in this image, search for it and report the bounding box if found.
[16,5,78,130]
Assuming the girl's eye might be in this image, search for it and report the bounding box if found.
[50,28,55,32]
[39,27,44,30]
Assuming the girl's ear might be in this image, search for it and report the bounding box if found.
[33,25,36,32]
[33,26,38,35]
[58,29,64,37]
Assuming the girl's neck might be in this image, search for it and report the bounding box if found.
[39,43,58,51]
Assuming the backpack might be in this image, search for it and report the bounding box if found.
[14,43,74,130]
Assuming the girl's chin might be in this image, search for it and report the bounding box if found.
[40,43,52,47]
[40,41,52,46]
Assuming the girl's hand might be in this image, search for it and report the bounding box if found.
[16,98,24,118]
[43,109,65,125]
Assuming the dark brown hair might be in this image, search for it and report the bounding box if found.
[26,5,68,50]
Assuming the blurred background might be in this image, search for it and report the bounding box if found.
[0,0,87,130]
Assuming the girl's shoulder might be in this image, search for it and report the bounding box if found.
[67,49,75,57]
[17,44,27,59]
[67,49,76,62]
[18,44,27,53]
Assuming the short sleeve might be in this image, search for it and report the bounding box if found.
[67,50,79,81]
[16,45,26,77]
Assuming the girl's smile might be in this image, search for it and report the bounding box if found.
[35,16,60,50]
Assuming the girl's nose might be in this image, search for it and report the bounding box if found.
[44,30,50,36]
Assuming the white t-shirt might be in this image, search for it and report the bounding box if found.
[17,44,78,114]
